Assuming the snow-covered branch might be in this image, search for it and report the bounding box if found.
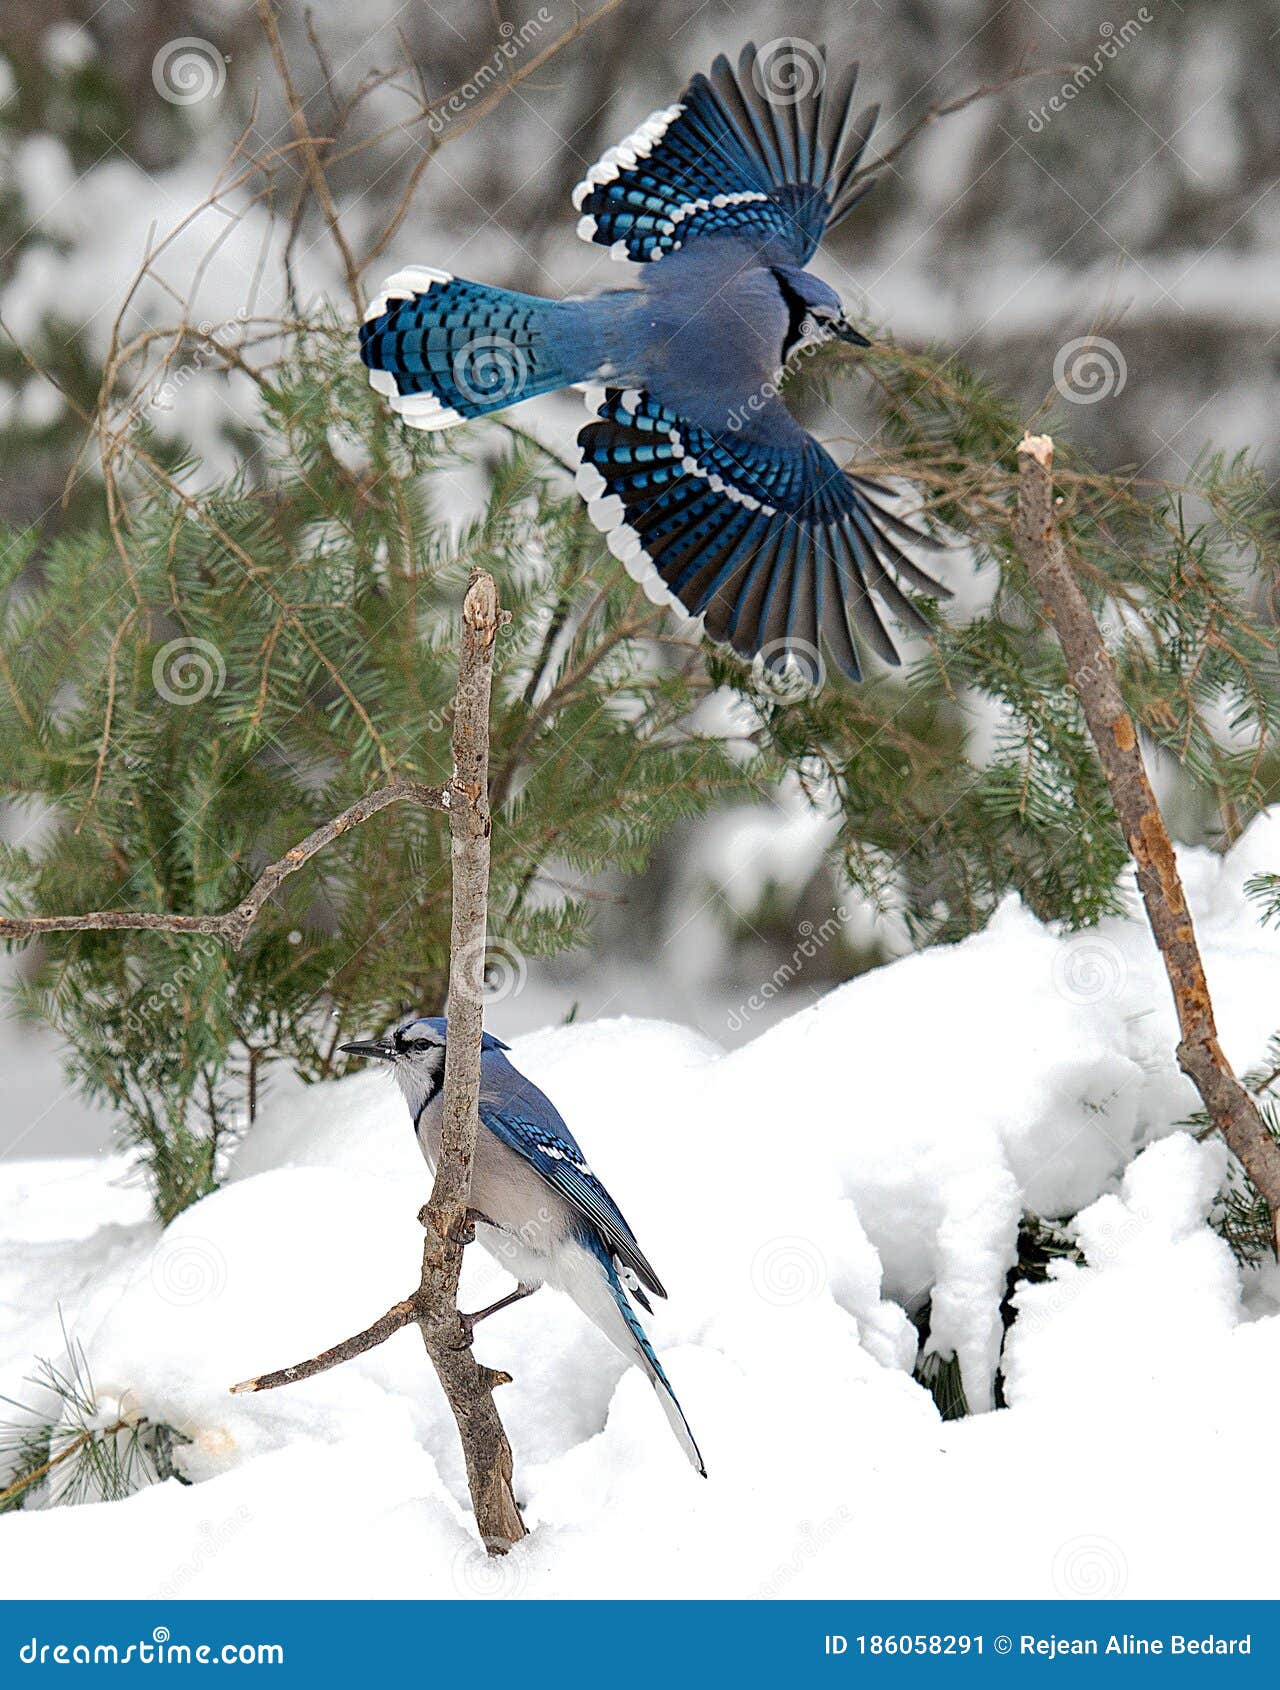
[1014,432,1280,1237]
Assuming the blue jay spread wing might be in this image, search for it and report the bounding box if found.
[573,41,878,265]
[577,386,950,680]
[480,1092,667,1307]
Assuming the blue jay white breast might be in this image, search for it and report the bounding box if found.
[340,1017,705,1475]
[359,41,957,685]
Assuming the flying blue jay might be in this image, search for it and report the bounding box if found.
[340,1016,705,1475]
[359,41,951,682]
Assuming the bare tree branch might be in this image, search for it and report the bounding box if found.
[1013,433,1280,1239]
[0,782,445,950]
[849,64,1076,186]
[256,0,363,311]
[229,570,525,1554]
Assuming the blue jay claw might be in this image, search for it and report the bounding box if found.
[459,1283,538,1342]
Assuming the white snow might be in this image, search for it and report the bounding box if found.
[3,813,1280,1597]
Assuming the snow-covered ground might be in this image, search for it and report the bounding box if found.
[2,815,1279,1599]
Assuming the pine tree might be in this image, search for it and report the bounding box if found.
[2,310,1279,1221]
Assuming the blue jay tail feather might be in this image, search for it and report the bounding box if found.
[578,1232,707,1477]
[359,267,593,430]
[577,387,952,682]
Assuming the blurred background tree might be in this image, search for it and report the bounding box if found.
[0,0,1276,1208]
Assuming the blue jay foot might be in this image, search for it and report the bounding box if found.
[459,1282,538,1341]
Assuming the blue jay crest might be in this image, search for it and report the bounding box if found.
[361,41,956,684]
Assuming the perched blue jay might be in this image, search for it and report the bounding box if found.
[340,1016,705,1475]
[359,41,951,681]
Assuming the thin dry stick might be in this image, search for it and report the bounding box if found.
[0,783,445,950]
[1013,433,1280,1238]
[231,570,526,1553]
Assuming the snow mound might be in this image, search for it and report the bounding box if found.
[2,814,1280,1597]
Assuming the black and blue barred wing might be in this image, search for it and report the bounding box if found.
[576,388,952,683]
[572,41,879,265]
[480,1093,667,1305]
[359,266,573,430]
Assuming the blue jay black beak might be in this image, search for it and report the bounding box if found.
[831,318,871,348]
[339,1038,396,1062]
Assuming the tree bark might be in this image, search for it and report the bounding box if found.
[1013,433,1280,1237]
[230,570,526,1552]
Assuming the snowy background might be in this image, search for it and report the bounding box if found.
[4,0,1279,1158]
[3,814,1280,1597]
[1,0,1279,1600]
